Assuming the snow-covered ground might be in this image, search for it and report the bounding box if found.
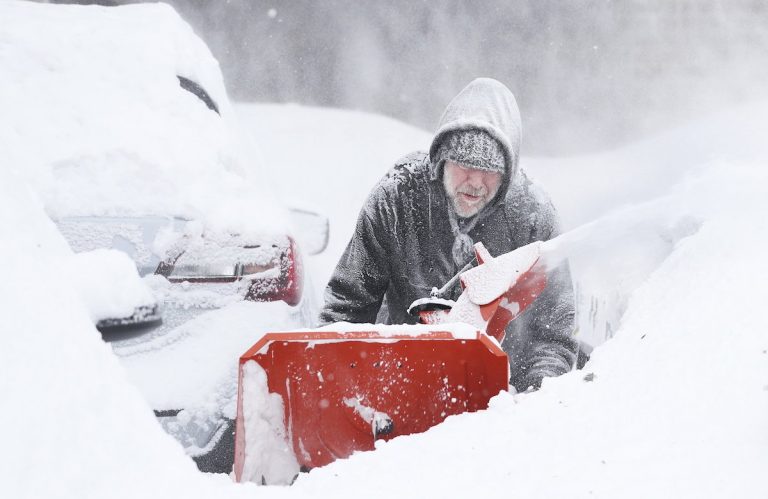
[1,2,766,498]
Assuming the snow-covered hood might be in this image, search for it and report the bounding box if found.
[428,78,522,193]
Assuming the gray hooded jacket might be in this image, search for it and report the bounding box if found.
[319,78,577,391]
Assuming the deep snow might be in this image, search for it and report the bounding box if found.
[1,2,767,498]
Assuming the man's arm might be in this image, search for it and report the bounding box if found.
[508,184,578,392]
[318,191,392,325]
[515,262,578,391]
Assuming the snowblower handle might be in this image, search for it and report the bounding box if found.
[446,241,547,342]
[431,261,474,299]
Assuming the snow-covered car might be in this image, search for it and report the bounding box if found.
[56,215,320,324]
[0,1,326,473]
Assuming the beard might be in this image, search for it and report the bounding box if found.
[443,172,498,218]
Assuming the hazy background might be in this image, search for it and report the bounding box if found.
[44,0,768,154]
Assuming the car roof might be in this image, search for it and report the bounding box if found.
[0,2,286,235]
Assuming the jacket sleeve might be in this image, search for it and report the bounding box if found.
[514,261,578,391]
[317,188,392,325]
[508,192,578,392]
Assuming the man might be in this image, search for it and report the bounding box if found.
[319,78,577,392]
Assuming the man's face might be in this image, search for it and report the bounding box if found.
[442,160,503,218]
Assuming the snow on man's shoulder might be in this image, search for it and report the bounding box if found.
[381,151,430,186]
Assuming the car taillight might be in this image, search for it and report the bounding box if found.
[245,237,303,306]
[159,242,282,283]
[155,235,303,306]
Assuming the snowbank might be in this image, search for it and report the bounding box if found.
[240,361,300,485]
[0,166,265,499]
[524,100,768,348]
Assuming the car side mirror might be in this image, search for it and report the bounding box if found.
[289,208,329,255]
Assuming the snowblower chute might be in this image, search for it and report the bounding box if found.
[234,241,547,480]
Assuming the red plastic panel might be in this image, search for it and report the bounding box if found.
[234,330,508,478]
[482,263,548,343]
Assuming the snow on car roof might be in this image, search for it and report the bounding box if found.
[0,1,287,236]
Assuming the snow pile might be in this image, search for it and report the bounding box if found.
[0,0,287,237]
[525,100,768,348]
[539,195,702,348]
[240,361,300,485]
[0,165,256,499]
[67,249,156,323]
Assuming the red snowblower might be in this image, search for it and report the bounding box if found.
[233,241,547,481]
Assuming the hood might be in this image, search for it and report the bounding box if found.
[429,78,522,193]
